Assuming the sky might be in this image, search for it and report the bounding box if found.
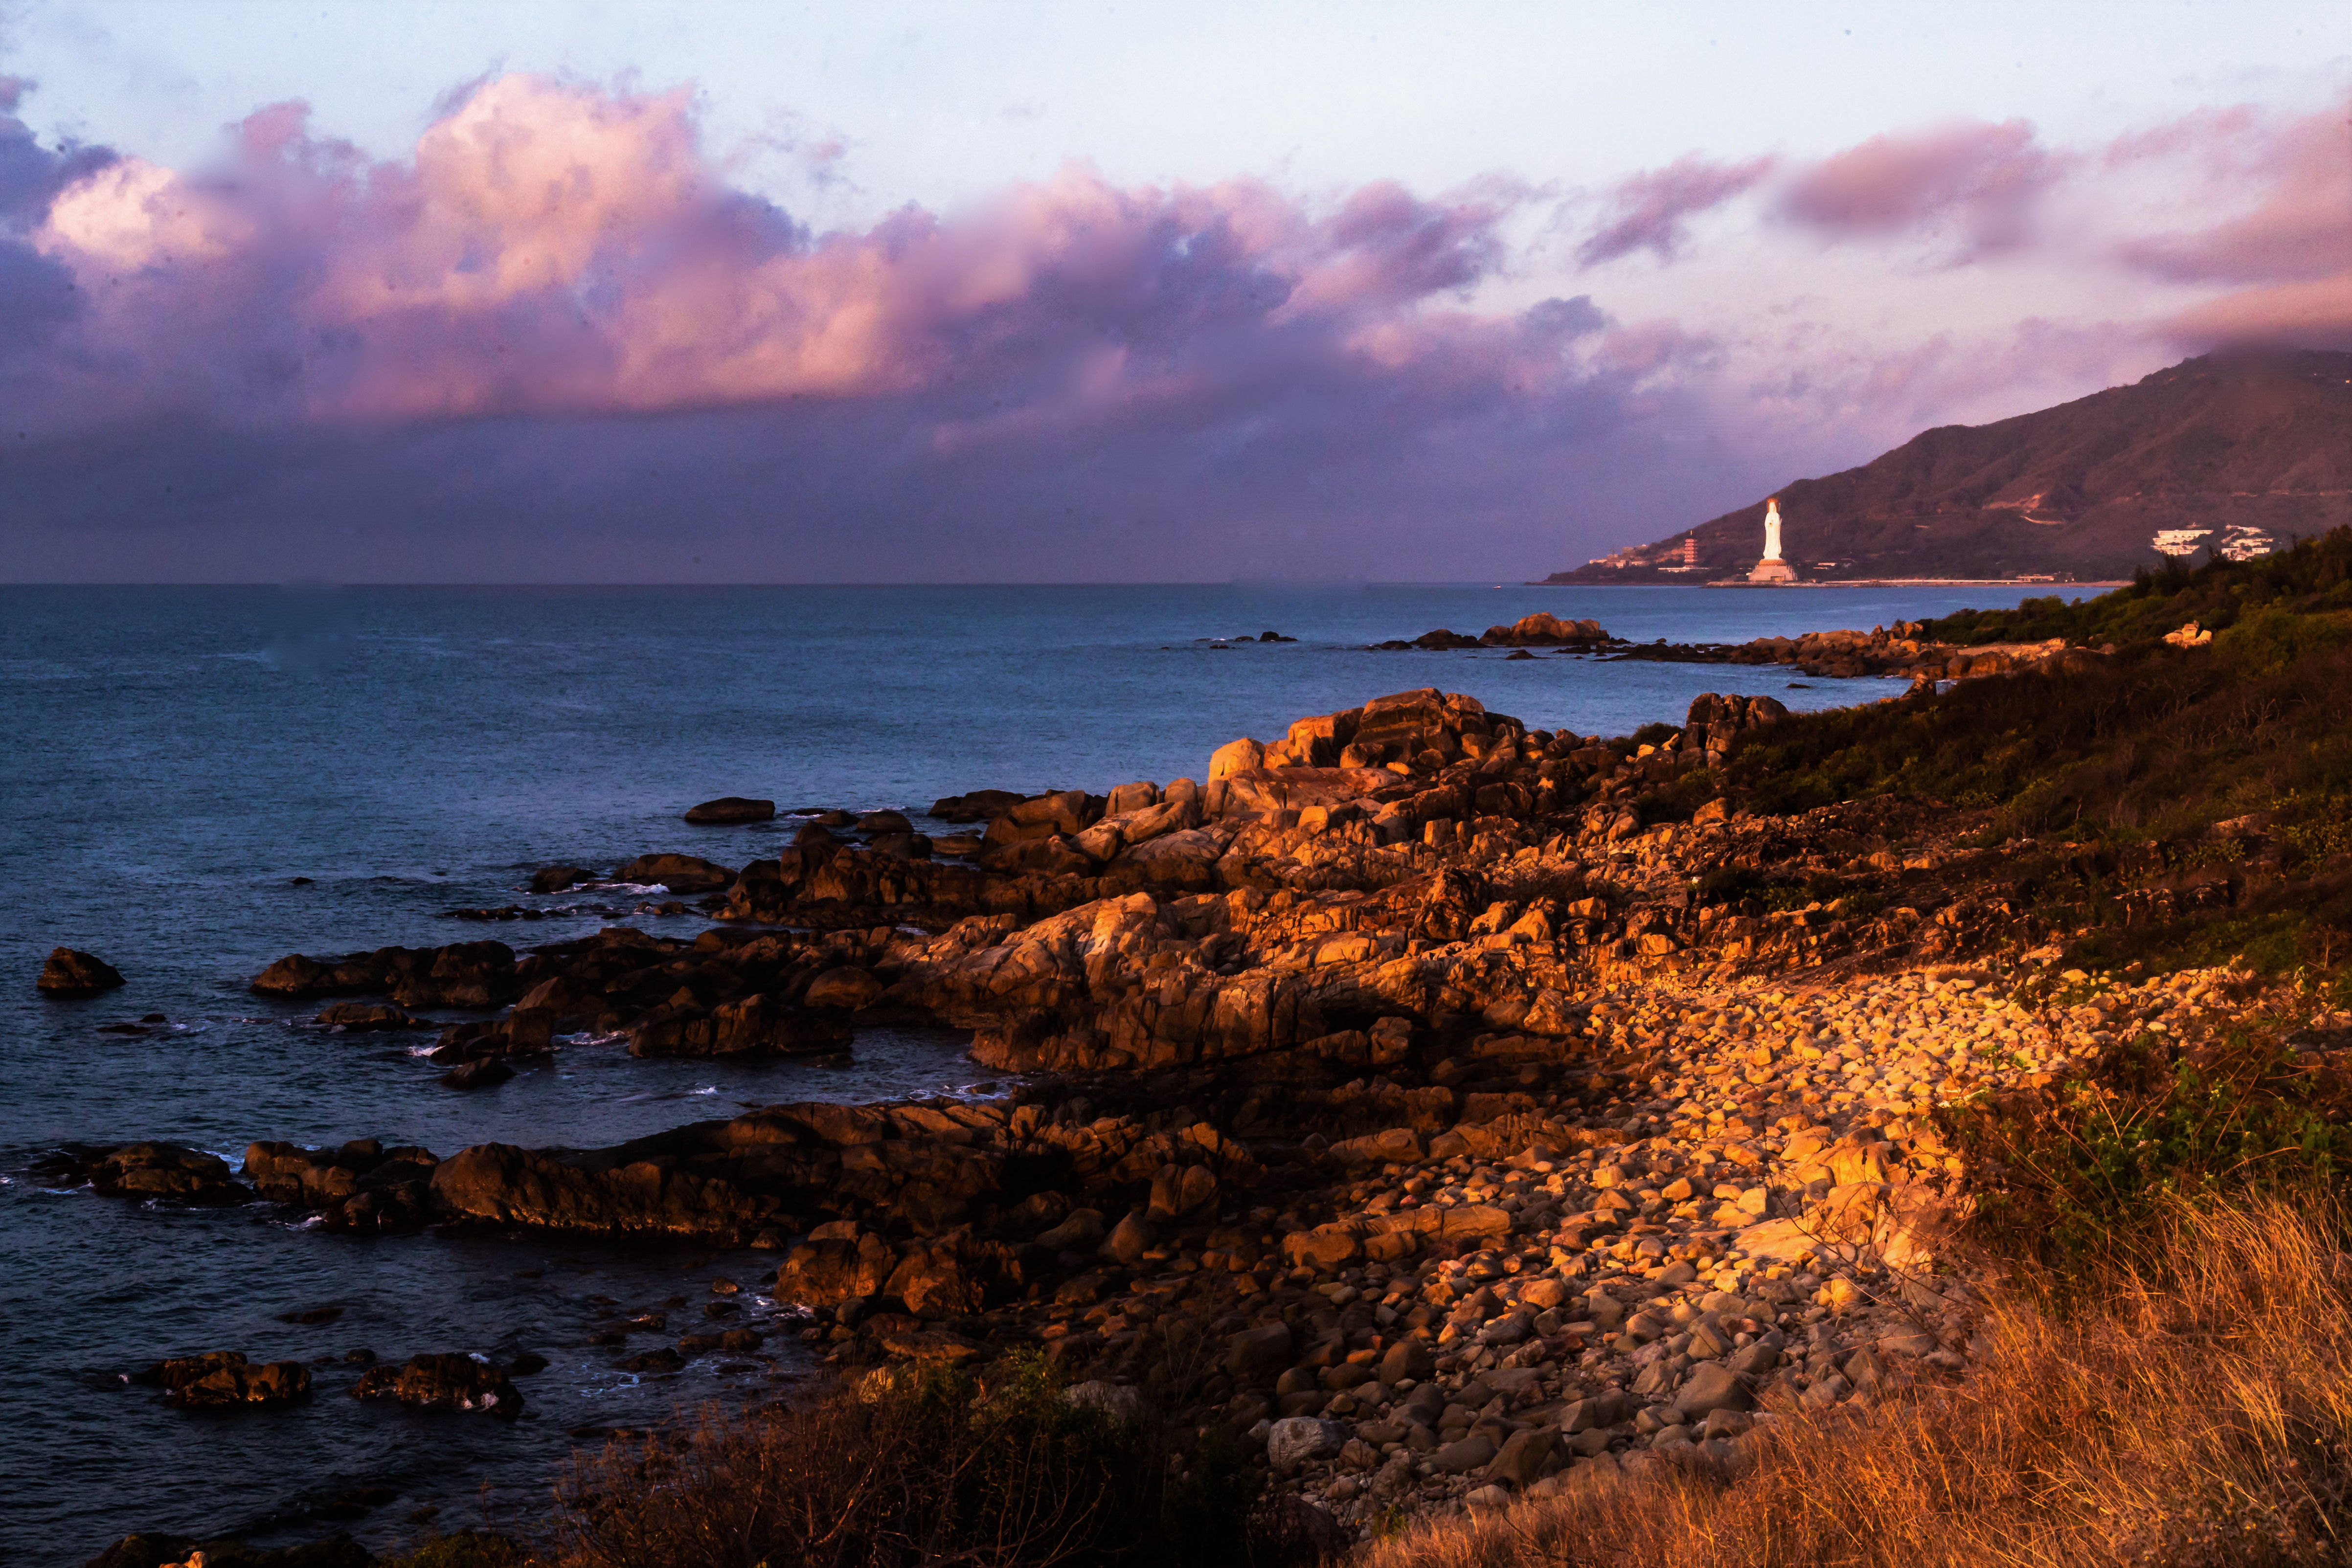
[0,0,2345,582]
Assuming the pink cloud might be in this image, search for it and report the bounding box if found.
[1777,118,2067,258]
[2118,107,2350,286]
[17,75,1572,432]
[1577,154,1775,266]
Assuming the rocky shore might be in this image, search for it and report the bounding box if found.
[62,647,2346,1556]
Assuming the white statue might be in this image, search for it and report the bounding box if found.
[1747,496,1797,583]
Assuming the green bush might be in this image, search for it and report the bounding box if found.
[1939,1030,2352,1282]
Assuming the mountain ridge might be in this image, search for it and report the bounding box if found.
[1547,348,2352,584]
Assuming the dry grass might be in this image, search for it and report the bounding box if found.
[1360,1197,2352,1568]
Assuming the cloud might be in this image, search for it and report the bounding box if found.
[2118,107,2349,286]
[12,76,1595,436]
[0,73,2341,582]
[1777,118,2067,258]
[1577,154,1774,266]
[0,74,1754,579]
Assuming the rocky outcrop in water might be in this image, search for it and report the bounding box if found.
[246,1139,439,1232]
[39,947,125,994]
[352,1352,522,1419]
[252,940,521,1008]
[134,1350,312,1408]
[685,796,776,824]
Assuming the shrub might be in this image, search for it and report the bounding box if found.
[552,1352,1283,1568]
[1936,1029,2352,1279]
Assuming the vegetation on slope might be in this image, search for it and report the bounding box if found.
[1709,526,2352,984]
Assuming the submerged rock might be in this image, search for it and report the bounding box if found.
[613,852,736,893]
[685,797,777,825]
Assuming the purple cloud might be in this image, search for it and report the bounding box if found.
[1578,154,1775,266]
[1776,118,2066,259]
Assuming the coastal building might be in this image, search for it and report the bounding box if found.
[2216,525,2276,561]
[2153,528,2212,558]
[1747,497,1798,583]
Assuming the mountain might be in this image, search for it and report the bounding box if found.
[1546,348,2352,584]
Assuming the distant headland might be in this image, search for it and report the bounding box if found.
[1542,348,2352,586]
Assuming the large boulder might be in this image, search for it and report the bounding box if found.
[90,1144,250,1205]
[428,1143,784,1241]
[929,789,1025,824]
[1266,1416,1346,1470]
[981,790,1101,847]
[613,852,735,893]
[685,796,776,824]
[776,1232,897,1306]
[390,941,520,1009]
[1480,612,1607,647]
[1146,1163,1219,1224]
[803,966,885,1011]
[1208,738,1266,781]
[1674,1362,1752,1422]
[1225,1322,1294,1378]
[38,947,124,994]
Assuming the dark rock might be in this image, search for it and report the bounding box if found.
[352,1352,522,1418]
[1225,1322,1294,1378]
[981,790,1103,846]
[928,790,1025,824]
[430,1140,789,1241]
[174,1359,313,1408]
[529,865,593,894]
[90,1144,250,1205]
[866,831,932,860]
[855,810,913,834]
[686,797,776,825]
[39,947,124,995]
[619,1346,684,1373]
[612,852,736,894]
[1412,629,1482,650]
[316,1002,417,1031]
[803,966,884,1011]
[777,1233,897,1305]
[134,1350,312,1407]
[440,1058,514,1090]
[627,993,851,1057]
[508,1351,548,1375]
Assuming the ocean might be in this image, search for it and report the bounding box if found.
[0,582,2048,1563]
